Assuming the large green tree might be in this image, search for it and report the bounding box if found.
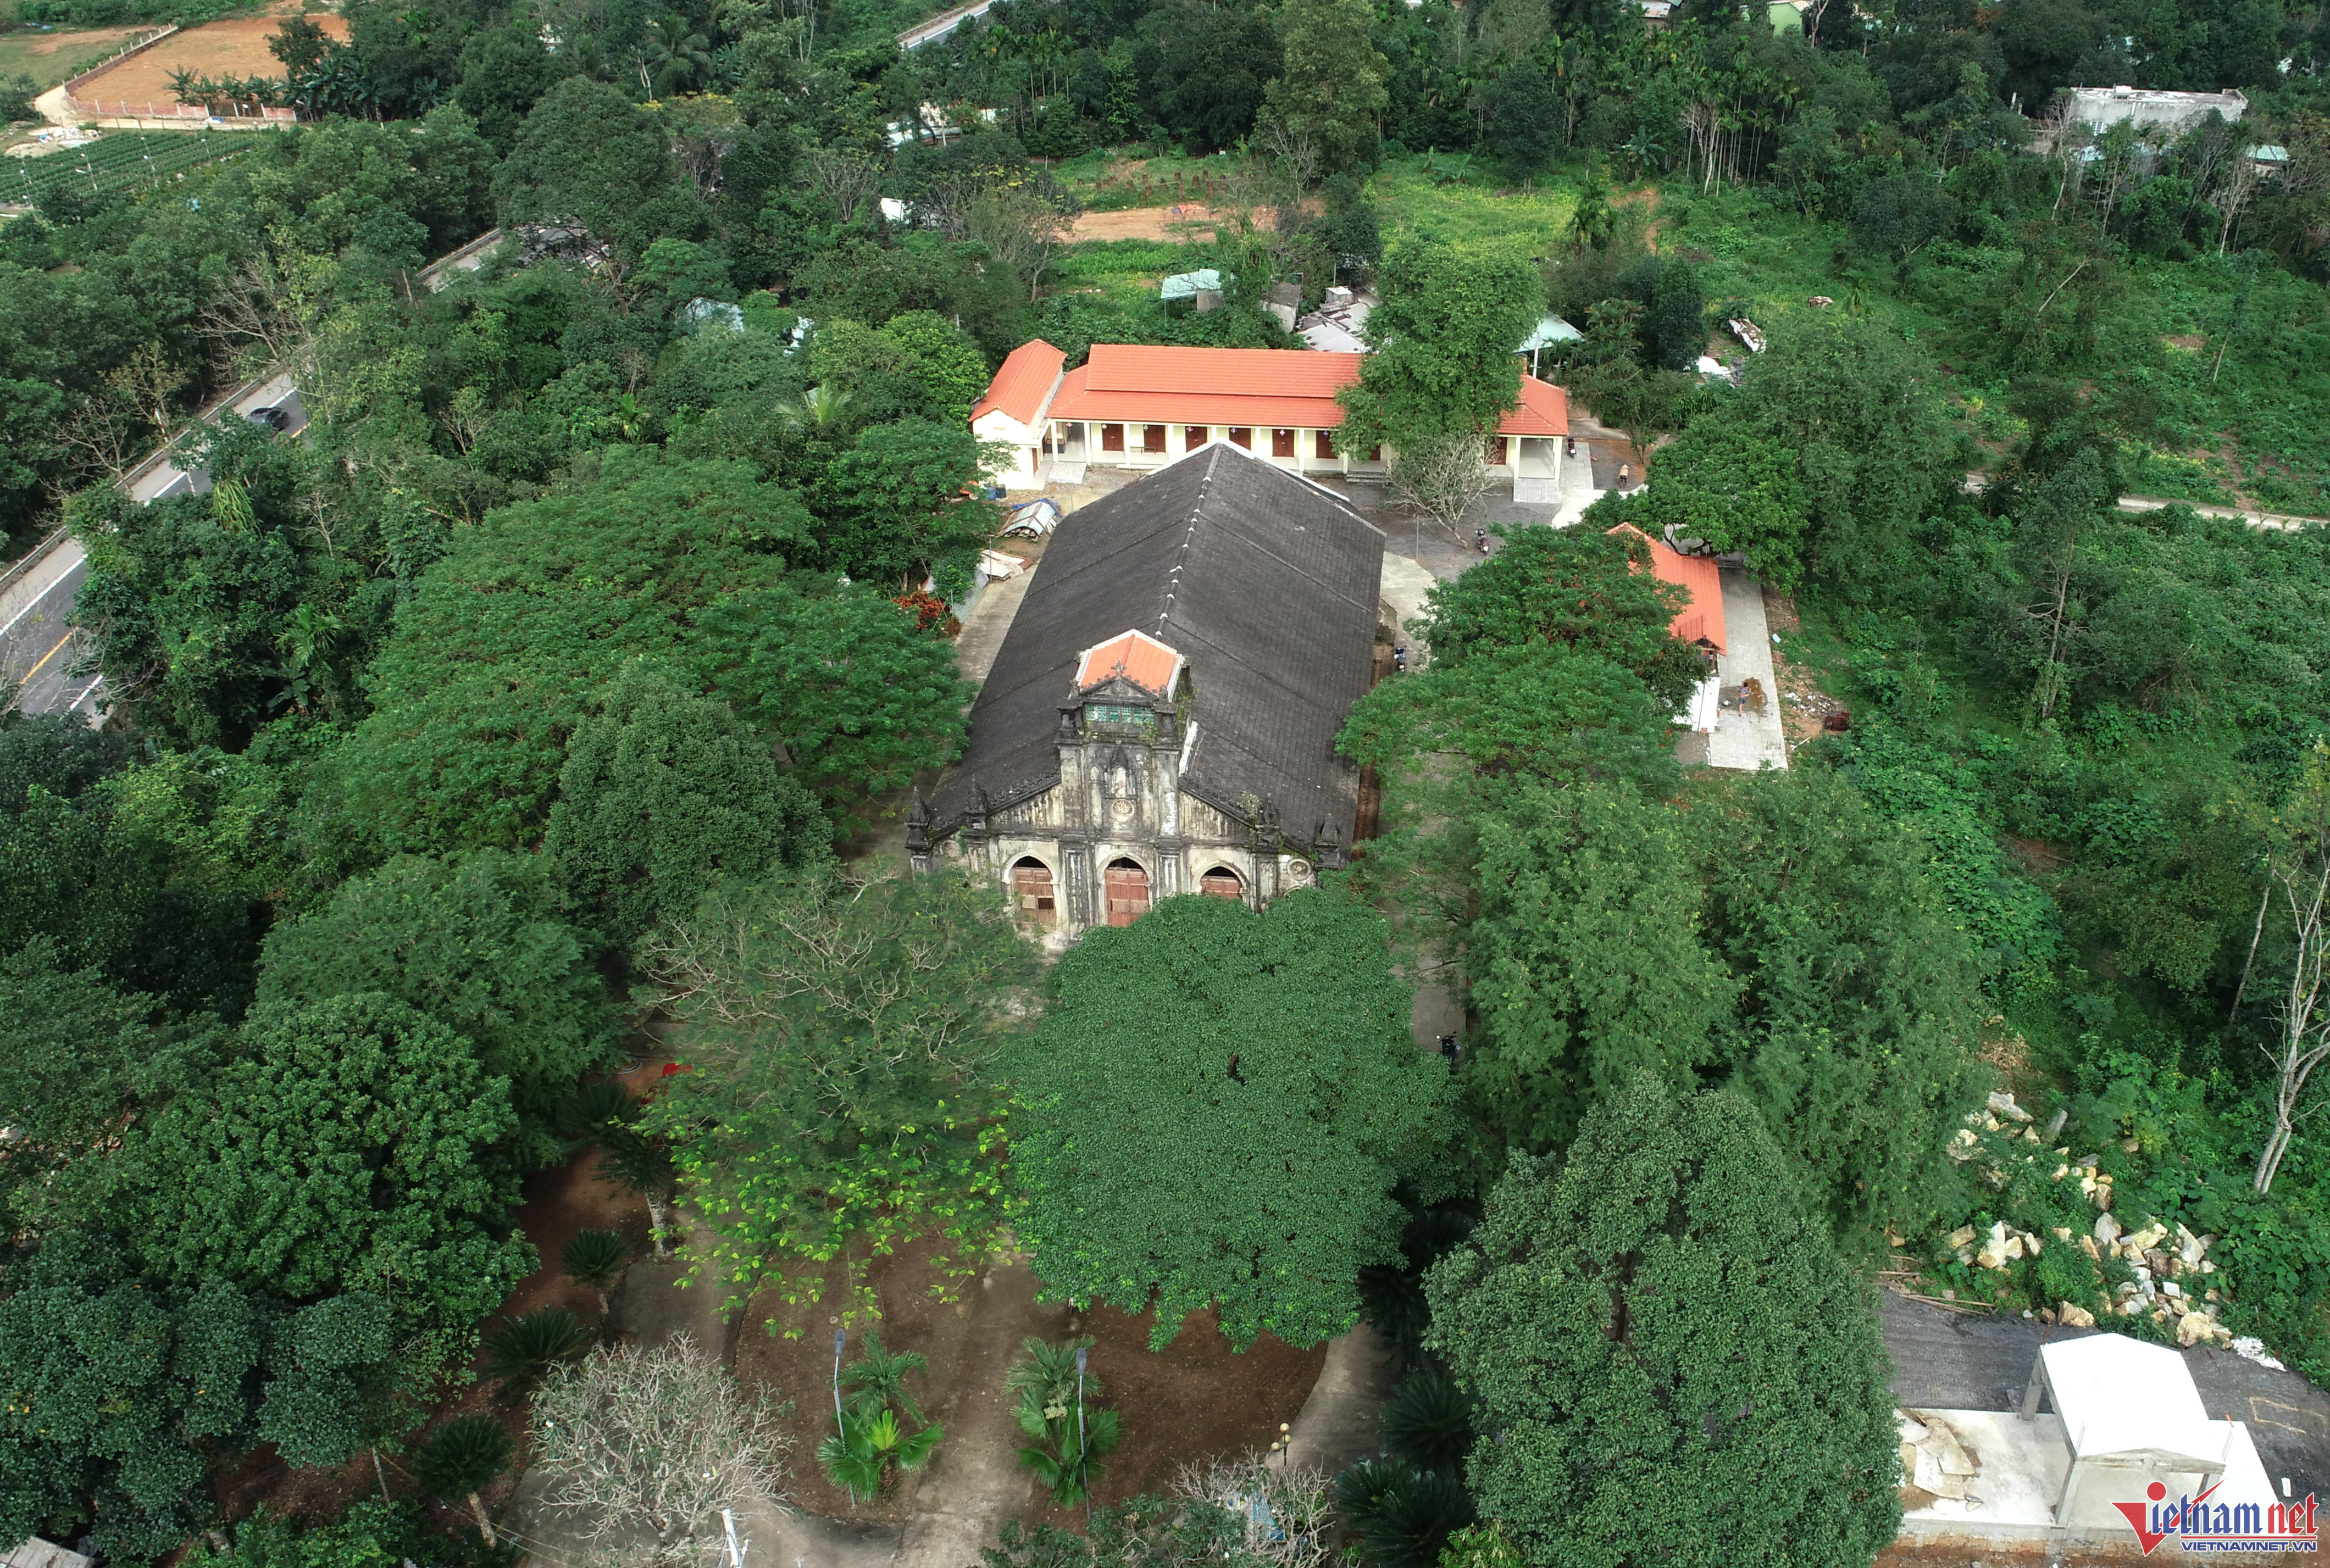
[1255,0,1390,175]
[1697,768,1986,1250]
[545,662,828,946]
[0,941,217,1229]
[1632,414,1811,586]
[126,993,532,1344]
[492,77,705,266]
[0,1232,396,1560]
[637,866,1039,1301]
[687,587,972,815]
[1336,241,1541,463]
[256,849,620,1161]
[1461,785,1737,1156]
[332,447,806,855]
[1425,1076,1902,1568]
[1009,889,1447,1350]
[1338,525,1703,934]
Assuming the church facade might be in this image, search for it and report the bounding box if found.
[909,443,1385,941]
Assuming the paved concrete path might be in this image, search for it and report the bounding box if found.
[1704,566,1788,772]
[1282,1325,1396,1477]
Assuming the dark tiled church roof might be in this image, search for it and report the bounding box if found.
[930,444,1385,841]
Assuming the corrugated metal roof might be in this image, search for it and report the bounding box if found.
[931,445,1384,838]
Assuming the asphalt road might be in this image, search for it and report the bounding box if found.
[0,546,105,720]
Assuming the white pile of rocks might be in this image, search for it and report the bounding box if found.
[1896,1410,1981,1509]
[1935,1089,2238,1349]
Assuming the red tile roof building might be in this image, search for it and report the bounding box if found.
[1607,522,1726,654]
[971,341,1571,502]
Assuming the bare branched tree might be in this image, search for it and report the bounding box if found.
[2256,744,2330,1195]
[634,872,1017,1116]
[967,186,1078,302]
[807,146,883,228]
[195,252,308,378]
[1256,119,1322,193]
[1386,431,1494,541]
[532,1333,792,1568]
[45,392,142,487]
[1175,1458,1334,1568]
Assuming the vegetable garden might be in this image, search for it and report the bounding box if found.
[4,126,268,204]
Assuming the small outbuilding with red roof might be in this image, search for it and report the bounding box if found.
[970,340,1570,501]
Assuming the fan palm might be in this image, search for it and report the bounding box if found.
[841,1330,931,1425]
[780,384,856,437]
[1015,1399,1121,1504]
[816,1399,944,1502]
[562,1227,632,1315]
[416,1414,514,1544]
[1007,1337,1118,1504]
[482,1308,592,1398]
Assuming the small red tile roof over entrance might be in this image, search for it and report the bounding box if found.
[1608,523,1726,654]
[1077,629,1182,695]
[979,341,1568,437]
[972,339,1066,425]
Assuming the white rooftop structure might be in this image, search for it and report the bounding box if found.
[1900,1332,2296,1553]
[2023,1334,2233,1520]
[2062,85,2246,136]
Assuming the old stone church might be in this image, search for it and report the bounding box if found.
[908,442,1385,941]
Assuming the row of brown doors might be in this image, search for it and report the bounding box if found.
[1010,858,1244,928]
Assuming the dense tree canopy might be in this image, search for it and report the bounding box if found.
[1010,891,1448,1350]
[256,848,620,1159]
[1425,1077,1902,1568]
[127,993,531,1341]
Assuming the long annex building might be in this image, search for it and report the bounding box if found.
[908,442,1385,939]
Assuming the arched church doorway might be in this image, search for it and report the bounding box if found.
[1104,859,1151,926]
[1199,866,1245,902]
[1011,857,1057,928]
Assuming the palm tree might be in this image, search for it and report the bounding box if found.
[816,1400,944,1502]
[781,384,856,438]
[558,1080,642,1143]
[1006,1337,1119,1504]
[559,1081,678,1256]
[562,1228,632,1316]
[841,1331,931,1425]
[482,1308,592,1398]
[417,1415,514,1544]
[642,15,714,97]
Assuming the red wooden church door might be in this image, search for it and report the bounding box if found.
[1105,860,1151,926]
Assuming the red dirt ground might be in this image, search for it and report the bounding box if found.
[76,9,347,108]
[736,1241,1329,1526]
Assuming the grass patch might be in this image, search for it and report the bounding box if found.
[1371,154,1576,251]
[0,21,151,92]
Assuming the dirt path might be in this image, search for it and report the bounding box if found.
[1068,203,1299,242]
